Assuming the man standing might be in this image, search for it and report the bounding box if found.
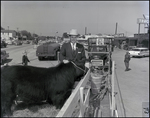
[22,50,30,66]
[124,51,131,71]
[59,29,86,73]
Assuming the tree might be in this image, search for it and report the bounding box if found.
[62,32,69,38]
[20,30,36,40]
[33,33,38,37]
[20,30,29,36]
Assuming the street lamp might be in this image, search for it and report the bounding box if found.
[17,28,19,39]
[8,26,9,39]
[55,31,58,42]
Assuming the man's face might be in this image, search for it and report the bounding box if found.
[70,35,77,44]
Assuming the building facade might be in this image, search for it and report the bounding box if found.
[114,33,149,49]
[1,30,17,40]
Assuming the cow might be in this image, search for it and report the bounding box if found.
[1,62,87,117]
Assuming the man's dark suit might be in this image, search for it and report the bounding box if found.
[59,42,86,69]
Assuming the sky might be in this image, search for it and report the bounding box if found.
[1,1,149,37]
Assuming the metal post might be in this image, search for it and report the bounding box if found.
[17,28,18,39]
[137,23,140,46]
[115,23,118,35]
[111,61,115,117]
[8,26,9,39]
[55,32,58,42]
[85,27,87,35]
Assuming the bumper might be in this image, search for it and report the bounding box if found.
[130,54,143,57]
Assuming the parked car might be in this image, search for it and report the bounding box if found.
[1,41,7,48]
[23,40,30,44]
[128,47,149,57]
[128,46,137,50]
[13,40,22,45]
[1,50,9,64]
[5,40,13,45]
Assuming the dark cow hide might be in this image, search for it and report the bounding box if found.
[1,62,86,117]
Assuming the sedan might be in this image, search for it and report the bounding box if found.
[128,47,149,57]
[23,40,30,44]
[5,40,13,45]
[13,40,22,45]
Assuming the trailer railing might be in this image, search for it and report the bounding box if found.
[56,69,91,117]
[108,61,125,117]
[108,61,119,117]
[56,53,125,117]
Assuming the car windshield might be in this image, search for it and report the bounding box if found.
[132,49,140,51]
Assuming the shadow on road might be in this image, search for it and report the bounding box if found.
[38,57,58,61]
[131,56,149,59]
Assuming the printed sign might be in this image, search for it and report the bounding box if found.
[137,18,149,24]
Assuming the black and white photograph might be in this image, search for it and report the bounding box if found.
[1,1,149,117]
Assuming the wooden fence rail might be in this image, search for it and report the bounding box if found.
[56,53,123,117]
[56,69,91,117]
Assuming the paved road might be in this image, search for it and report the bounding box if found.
[112,48,149,117]
[3,44,59,68]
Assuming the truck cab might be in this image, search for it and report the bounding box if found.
[88,36,113,74]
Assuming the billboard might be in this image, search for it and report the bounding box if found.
[137,18,149,24]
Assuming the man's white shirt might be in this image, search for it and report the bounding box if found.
[71,43,76,50]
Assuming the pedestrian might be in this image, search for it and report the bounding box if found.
[59,29,87,75]
[124,51,131,71]
[22,50,30,66]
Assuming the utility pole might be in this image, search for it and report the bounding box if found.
[8,26,9,39]
[115,22,118,35]
[85,27,87,35]
[137,23,141,46]
[17,28,19,39]
[55,31,58,42]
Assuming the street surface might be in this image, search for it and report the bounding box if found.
[112,48,149,117]
[1,44,149,117]
[2,44,59,67]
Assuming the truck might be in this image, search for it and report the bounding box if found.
[87,36,114,74]
[36,42,60,60]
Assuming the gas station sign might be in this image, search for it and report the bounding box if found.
[137,18,149,24]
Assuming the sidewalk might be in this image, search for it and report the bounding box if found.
[112,48,149,117]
